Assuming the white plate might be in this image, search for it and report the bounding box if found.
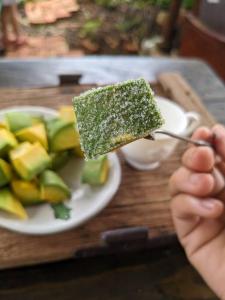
[0,106,121,235]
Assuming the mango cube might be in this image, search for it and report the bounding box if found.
[10,142,51,180]
[0,128,18,156]
[0,159,12,187]
[59,106,76,123]
[40,170,71,203]
[16,123,48,150]
[47,118,80,152]
[0,188,28,219]
[82,155,109,185]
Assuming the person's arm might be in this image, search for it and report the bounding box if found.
[170,125,225,299]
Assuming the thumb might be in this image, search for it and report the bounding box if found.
[171,194,224,240]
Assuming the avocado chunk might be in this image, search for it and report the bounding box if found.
[0,188,27,219]
[47,118,80,152]
[16,123,48,150]
[32,115,45,125]
[59,107,83,155]
[50,151,70,170]
[11,180,43,206]
[0,159,12,187]
[82,155,109,185]
[0,128,18,156]
[10,142,51,180]
[40,170,71,203]
[5,112,33,132]
[59,106,76,122]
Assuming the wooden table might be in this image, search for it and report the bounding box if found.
[0,56,224,300]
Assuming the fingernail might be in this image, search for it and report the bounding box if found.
[201,200,215,210]
[190,174,201,185]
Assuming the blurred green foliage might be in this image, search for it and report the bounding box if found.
[116,16,142,32]
[18,0,194,10]
[79,19,102,38]
[95,0,194,9]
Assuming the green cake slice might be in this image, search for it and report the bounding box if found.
[73,78,164,159]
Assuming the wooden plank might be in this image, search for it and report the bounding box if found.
[0,73,216,269]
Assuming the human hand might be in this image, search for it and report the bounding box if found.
[170,125,225,299]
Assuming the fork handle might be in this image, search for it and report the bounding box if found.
[146,130,212,148]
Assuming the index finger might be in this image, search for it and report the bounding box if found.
[191,126,213,143]
[182,127,215,172]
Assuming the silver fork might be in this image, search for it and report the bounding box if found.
[145,129,212,148]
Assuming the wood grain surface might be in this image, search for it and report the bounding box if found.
[0,73,215,269]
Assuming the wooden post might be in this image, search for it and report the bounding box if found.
[160,0,182,53]
[193,0,202,16]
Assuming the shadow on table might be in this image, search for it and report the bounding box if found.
[0,244,217,300]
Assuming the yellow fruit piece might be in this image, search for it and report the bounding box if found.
[53,125,79,151]
[100,159,109,184]
[11,180,42,205]
[41,186,69,203]
[40,170,71,203]
[0,122,7,129]
[10,142,31,158]
[0,129,18,156]
[10,142,51,180]
[0,188,27,219]
[0,159,12,187]
[82,155,109,185]
[16,123,48,150]
[59,106,76,123]
[48,119,80,152]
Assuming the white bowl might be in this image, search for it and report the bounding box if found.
[0,106,121,235]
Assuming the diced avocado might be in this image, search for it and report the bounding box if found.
[11,180,43,206]
[0,188,27,219]
[50,151,70,170]
[59,107,82,155]
[5,112,33,132]
[0,159,12,187]
[73,145,84,158]
[10,142,51,180]
[10,142,31,157]
[82,155,109,185]
[16,123,48,150]
[59,106,76,123]
[47,118,80,152]
[40,170,71,203]
[0,129,18,156]
[32,115,45,125]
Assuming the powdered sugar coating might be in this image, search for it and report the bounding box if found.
[73,78,164,159]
